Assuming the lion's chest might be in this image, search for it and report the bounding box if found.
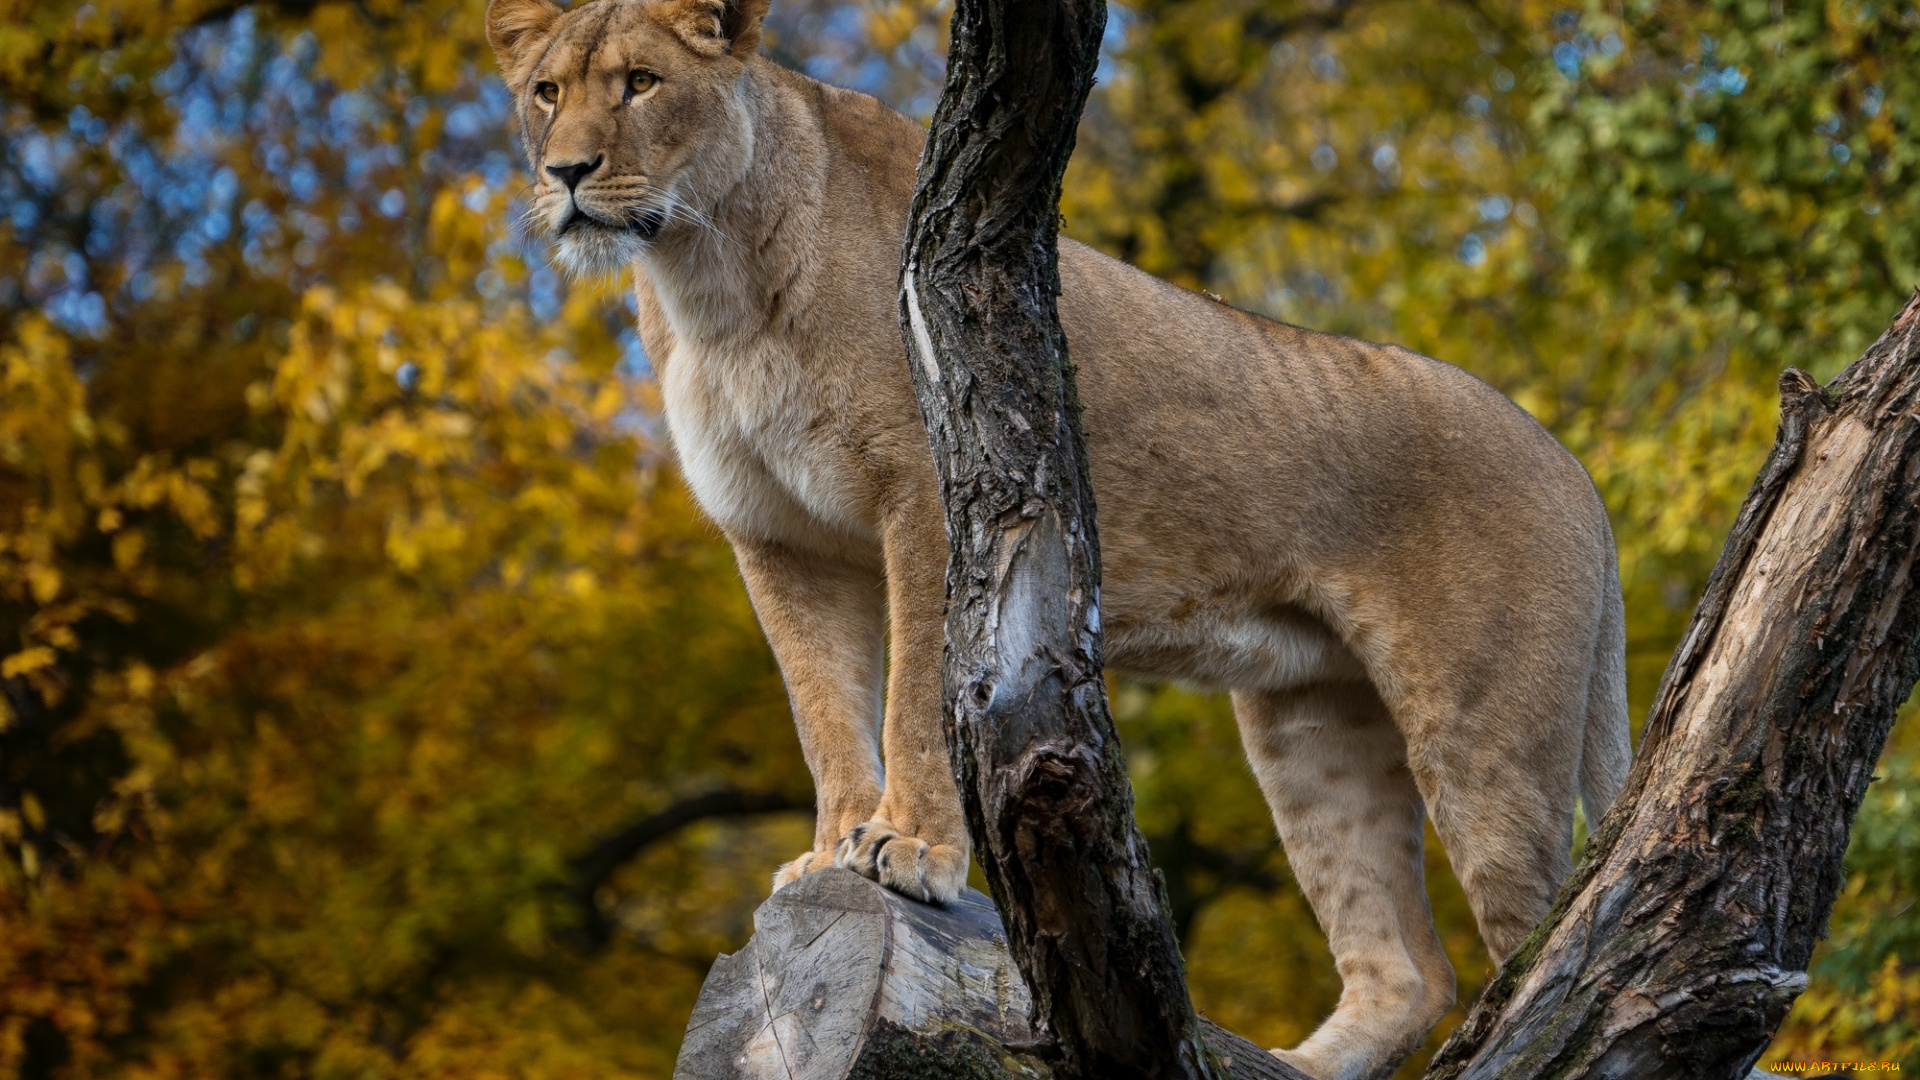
[660,340,872,549]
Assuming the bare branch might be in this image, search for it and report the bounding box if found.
[567,788,805,949]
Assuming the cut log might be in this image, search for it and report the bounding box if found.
[672,868,1039,1080]
[673,868,1306,1080]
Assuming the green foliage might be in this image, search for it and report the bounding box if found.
[1,0,1914,1077]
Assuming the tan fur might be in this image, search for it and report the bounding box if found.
[487,3,1633,1077]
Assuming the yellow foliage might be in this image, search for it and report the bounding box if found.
[2,1,1915,1078]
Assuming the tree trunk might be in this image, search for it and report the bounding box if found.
[1425,292,1920,1080]
[895,0,1223,1078]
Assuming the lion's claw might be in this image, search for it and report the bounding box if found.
[833,817,965,905]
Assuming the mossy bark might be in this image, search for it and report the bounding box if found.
[846,1021,1052,1080]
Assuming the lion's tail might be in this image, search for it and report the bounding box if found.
[1580,550,1632,824]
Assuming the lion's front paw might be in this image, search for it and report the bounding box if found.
[833,818,966,905]
[771,849,834,894]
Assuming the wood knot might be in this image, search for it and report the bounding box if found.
[1776,368,1827,417]
[1777,368,1819,400]
[1017,746,1098,818]
[968,679,994,708]
[1030,751,1080,792]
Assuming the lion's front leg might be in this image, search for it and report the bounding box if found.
[731,538,887,893]
[833,498,970,905]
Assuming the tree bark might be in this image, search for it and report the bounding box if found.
[1425,291,1920,1080]
[895,1,1224,1078]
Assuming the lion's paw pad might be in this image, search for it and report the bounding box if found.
[833,819,965,905]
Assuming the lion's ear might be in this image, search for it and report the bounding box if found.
[719,0,771,58]
[661,0,770,59]
[487,0,563,90]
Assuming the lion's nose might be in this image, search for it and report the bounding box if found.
[545,154,604,191]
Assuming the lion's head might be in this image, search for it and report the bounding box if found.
[486,0,771,277]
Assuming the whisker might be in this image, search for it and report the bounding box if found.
[658,187,742,253]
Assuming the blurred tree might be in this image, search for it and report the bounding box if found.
[0,0,1913,1078]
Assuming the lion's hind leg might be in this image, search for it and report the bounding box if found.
[1403,708,1580,963]
[1233,684,1455,1080]
[1390,638,1590,963]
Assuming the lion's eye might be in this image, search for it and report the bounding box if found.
[534,82,558,105]
[628,70,658,95]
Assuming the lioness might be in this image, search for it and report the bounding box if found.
[486,1,1630,1076]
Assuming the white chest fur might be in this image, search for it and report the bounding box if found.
[659,334,872,551]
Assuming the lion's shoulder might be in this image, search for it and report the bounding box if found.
[754,59,926,194]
